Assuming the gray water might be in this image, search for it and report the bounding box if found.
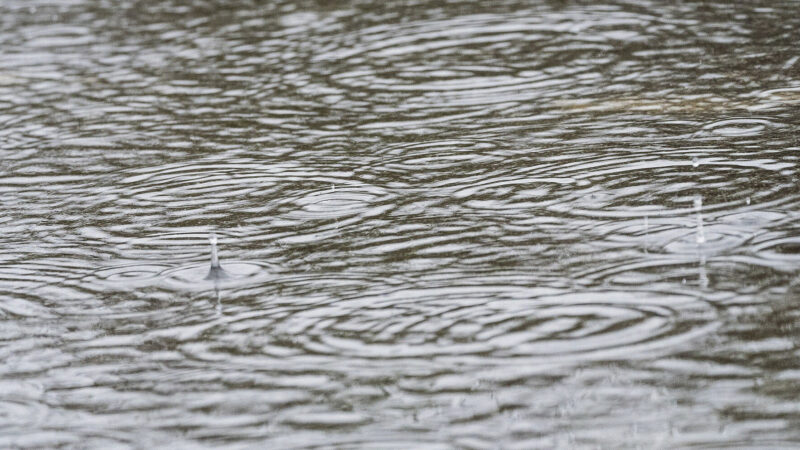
[2,0,800,448]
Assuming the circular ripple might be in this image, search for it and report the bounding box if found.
[117,157,398,236]
[271,285,715,362]
[279,184,391,221]
[698,117,785,137]
[91,263,170,286]
[368,139,575,216]
[312,10,645,129]
[87,258,275,293]
[545,155,798,219]
[81,231,276,292]
[159,260,274,290]
[659,223,751,255]
[88,260,273,292]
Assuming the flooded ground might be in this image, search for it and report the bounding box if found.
[2,0,800,447]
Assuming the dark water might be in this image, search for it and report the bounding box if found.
[2,0,800,447]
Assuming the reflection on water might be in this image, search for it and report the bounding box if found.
[2,0,800,447]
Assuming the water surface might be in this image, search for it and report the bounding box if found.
[2,0,800,447]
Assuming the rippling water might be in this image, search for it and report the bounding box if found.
[2,0,800,447]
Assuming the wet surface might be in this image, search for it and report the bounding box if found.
[2,0,800,447]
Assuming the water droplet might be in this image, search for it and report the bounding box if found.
[746,196,751,205]
[692,157,699,168]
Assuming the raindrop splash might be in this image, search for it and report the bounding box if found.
[205,232,230,281]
